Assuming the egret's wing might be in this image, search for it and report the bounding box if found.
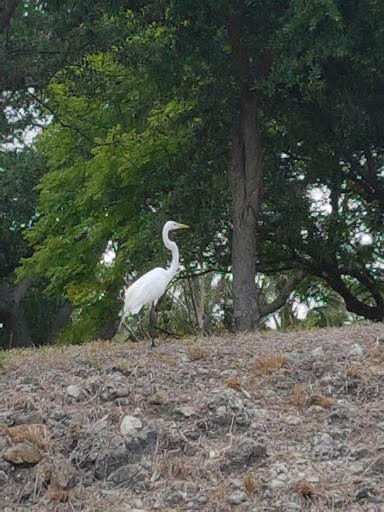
[123,267,169,315]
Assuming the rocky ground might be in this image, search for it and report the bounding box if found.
[1,324,384,511]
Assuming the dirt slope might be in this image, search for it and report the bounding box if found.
[1,324,384,511]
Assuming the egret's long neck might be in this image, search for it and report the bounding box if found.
[163,226,179,281]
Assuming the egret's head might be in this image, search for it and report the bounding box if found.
[164,220,189,231]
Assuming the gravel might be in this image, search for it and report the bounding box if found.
[1,323,384,511]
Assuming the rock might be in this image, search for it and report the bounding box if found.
[314,433,333,458]
[371,455,384,473]
[95,446,133,480]
[307,405,326,414]
[228,489,248,505]
[327,489,344,508]
[36,457,52,484]
[0,470,7,483]
[285,416,301,425]
[164,481,200,507]
[107,463,146,485]
[120,415,143,435]
[3,442,42,465]
[282,503,302,512]
[305,473,320,484]
[270,478,285,488]
[171,480,199,495]
[66,384,82,399]
[348,343,363,360]
[50,457,78,489]
[12,412,44,426]
[311,347,325,358]
[176,406,196,418]
[148,390,169,404]
[227,437,267,466]
[124,428,158,456]
[0,460,11,472]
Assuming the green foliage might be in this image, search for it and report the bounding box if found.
[0,148,44,279]
[1,0,382,343]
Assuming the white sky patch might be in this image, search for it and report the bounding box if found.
[309,186,332,215]
[102,240,116,266]
[358,233,373,246]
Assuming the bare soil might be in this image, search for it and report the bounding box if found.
[1,323,384,511]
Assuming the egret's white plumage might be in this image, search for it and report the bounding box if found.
[119,220,189,345]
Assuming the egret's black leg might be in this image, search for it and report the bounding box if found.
[149,304,157,348]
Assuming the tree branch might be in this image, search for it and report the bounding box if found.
[259,271,306,318]
[0,0,21,34]
[339,266,384,309]
[319,269,384,321]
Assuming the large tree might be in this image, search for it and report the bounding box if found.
[2,0,383,344]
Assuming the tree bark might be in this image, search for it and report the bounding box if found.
[0,0,21,33]
[48,302,73,343]
[226,15,272,332]
[0,279,32,348]
[229,91,263,330]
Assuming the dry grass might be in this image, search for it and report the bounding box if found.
[47,490,70,503]
[226,376,242,390]
[252,351,286,375]
[5,424,49,449]
[243,474,259,494]
[291,384,307,407]
[345,362,360,378]
[295,479,316,498]
[187,346,207,361]
[309,395,335,408]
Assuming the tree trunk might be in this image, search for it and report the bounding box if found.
[0,0,22,33]
[226,15,272,332]
[48,302,73,343]
[229,91,263,330]
[0,279,32,348]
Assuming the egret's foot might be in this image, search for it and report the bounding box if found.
[153,325,179,339]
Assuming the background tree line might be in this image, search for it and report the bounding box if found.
[1,0,383,348]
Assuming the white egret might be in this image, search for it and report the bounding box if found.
[119,220,189,346]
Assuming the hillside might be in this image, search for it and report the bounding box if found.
[1,324,384,511]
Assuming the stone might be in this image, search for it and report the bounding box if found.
[148,390,169,404]
[3,442,42,465]
[348,343,363,360]
[314,432,333,458]
[0,470,7,483]
[124,428,158,456]
[227,437,267,466]
[12,412,44,425]
[371,455,384,473]
[282,503,302,512]
[107,463,145,485]
[120,415,143,435]
[228,489,248,505]
[66,384,82,399]
[311,347,325,358]
[50,457,78,489]
[171,480,199,496]
[95,446,132,480]
[36,457,52,484]
[176,406,196,418]
[285,415,302,425]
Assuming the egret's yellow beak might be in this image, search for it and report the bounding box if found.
[178,223,189,229]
